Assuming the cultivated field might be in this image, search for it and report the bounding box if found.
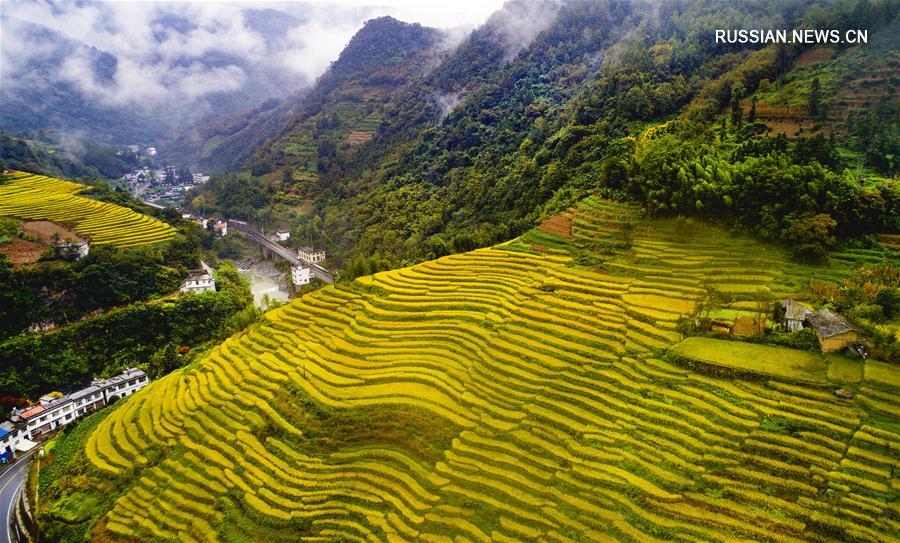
[69,198,899,542]
[0,171,175,248]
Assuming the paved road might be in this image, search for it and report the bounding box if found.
[0,451,36,543]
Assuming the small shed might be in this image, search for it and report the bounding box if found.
[781,299,812,332]
[805,309,859,352]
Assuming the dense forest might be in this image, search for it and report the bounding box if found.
[187,0,898,273]
[0,262,255,398]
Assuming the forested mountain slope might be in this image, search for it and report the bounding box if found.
[190,0,898,271]
[186,15,445,218]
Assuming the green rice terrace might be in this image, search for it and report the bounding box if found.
[0,170,175,248]
[41,197,900,542]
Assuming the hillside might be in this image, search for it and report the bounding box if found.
[186,0,898,272]
[39,196,900,542]
[0,171,175,248]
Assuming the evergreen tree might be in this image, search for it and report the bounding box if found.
[748,96,757,123]
[730,83,745,131]
[808,76,822,118]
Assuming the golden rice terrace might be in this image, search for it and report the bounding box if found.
[51,198,900,542]
[0,170,175,248]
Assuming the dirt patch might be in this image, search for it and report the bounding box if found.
[346,131,375,145]
[794,47,835,67]
[21,221,85,244]
[879,234,900,250]
[538,211,573,239]
[0,238,45,265]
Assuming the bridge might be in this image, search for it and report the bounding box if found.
[141,201,334,284]
[230,221,334,284]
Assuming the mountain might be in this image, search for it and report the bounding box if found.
[166,15,443,175]
[0,7,315,147]
[159,95,304,174]
[189,0,898,272]
[0,132,142,180]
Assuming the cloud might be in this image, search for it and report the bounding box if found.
[484,0,562,60]
[0,0,507,134]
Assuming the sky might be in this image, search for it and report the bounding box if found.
[0,0,508,110]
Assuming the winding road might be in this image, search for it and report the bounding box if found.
[0,450,36,543]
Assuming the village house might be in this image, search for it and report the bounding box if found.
[273,230,291,242]
[92,367,149,404]
[781,299,812,332]
[57,240,90,259]
[805,308,859,352]
[292,265,311,286]
[0,421,27,463]
[180,270,215,293]
[298,246,326,264]
[1,368,150,461]
[214,220,228,236]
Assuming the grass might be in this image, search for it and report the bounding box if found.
[826,355,864,385]
[671,337,831,384]
[39,196,900,543]
[863,359,900,390]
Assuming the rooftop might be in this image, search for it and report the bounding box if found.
[185,270,211,281]
[17,405,45,420]
[69,385,102,401]
[92,367,147,389]
[805,309,856,338]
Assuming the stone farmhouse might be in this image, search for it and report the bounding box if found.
[781,299,812,332]
[805,308,859,352]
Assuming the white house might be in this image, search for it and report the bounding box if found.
[292,265,311,286]
[92,368,150,404]
[146,147,157,156]
[274,230,291,242]
[214,220,228,236]
[180,271,215,293]
[9,368,147,443]
[298,246,326,264]
[58,241,90,259]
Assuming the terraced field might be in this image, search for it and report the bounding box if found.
[0,171,175,248]
[60,197,900,542]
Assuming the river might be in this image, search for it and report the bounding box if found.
[238,268,290,309]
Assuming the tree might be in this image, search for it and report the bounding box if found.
[783,213,837,262]
[748,96,757,123]
[730,83,745,131]
[808,76,822,118]
[875,288,900,319]
[148,342,180,378]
